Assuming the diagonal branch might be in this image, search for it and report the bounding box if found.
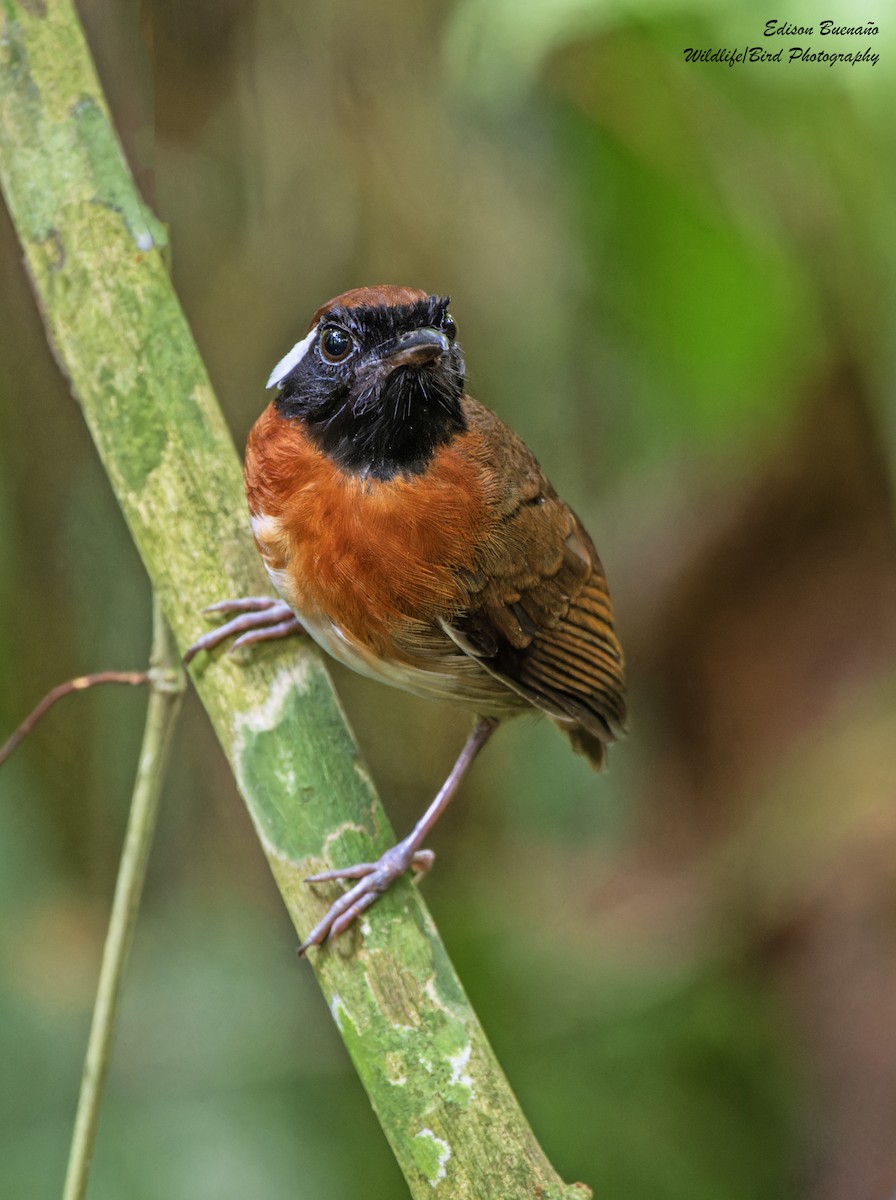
[0,3,590,1197]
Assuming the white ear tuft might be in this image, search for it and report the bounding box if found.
[266,325,318,389]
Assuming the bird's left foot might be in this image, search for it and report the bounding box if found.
[298,842,435,955]
[184,596,303,664]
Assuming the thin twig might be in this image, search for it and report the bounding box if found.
[0,672,149,767]
[62,597,185,1200]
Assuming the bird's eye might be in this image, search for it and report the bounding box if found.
[320,326,354,363]
[443,315,457,341]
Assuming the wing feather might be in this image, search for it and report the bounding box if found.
[444,400,626,767]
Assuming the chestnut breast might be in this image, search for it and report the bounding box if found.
[245,402,497,665]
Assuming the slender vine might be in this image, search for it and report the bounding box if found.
[62,600,184,1200]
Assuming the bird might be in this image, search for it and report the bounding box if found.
[185,285,626,954]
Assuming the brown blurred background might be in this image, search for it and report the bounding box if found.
[2,2,895,1197]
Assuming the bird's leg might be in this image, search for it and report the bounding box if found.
[183,596,303,664]
[298,716,498,955]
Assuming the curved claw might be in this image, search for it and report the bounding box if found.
[203,596,287,615]
[297,718,497,957]
[304,861,381,883]
[305,849,434,886]
[184,596,302,664]
[229,616,303,653]
[297,845,434,956]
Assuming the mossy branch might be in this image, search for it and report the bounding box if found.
[0,3,590,1197]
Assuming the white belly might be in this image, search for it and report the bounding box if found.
[264,563,521,714]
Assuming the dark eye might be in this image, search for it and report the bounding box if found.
[443,315,457,341]
[320,326,354,363]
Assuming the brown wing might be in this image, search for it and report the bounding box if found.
[444,399,626,768]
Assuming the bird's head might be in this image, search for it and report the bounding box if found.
[268,285,466,480]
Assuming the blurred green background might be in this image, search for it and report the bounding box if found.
[2,1,895,1197]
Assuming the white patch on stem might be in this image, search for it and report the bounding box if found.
[330,993,350,1031]
[230,665,311,858]
[320,822,371,859]
[447,1042,474,1098]
[239,665,310,735]
[416,1129,451,1186]
[266,324,318,388]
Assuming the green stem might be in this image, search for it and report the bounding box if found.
[61,599,184,1200]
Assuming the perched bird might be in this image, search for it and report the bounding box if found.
[186,285,625,953]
